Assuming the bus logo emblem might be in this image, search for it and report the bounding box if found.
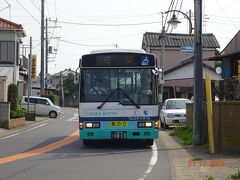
[141,56,150,65]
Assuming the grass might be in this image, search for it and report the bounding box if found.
[169,126,193,145]
[205,175,215,180]
[227,169,240,179]
[191,157,202,161]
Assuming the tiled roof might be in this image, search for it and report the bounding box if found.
[0,18,23,30]
[142,32,220,48]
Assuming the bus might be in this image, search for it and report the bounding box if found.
[77,49,163,146]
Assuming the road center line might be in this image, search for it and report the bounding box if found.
[0,130,79,165]
[138,142,158,180]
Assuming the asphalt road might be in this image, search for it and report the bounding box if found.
[0,107,171,180]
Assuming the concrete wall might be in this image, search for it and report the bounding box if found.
[186,101,240,152]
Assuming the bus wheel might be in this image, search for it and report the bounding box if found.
[145,139,154,146]
[83,140,91,146]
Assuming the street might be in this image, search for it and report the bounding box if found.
[0,107,171,180]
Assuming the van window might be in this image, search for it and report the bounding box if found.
[37,99,49,105]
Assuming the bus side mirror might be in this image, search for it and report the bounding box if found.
[152,68,164,84]
[158,69,164,84]
[74,68,80,84]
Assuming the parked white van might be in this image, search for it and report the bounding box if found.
[21,96,61,118]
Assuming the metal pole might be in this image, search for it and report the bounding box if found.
[27,37,32,112]
[45,18,48,75]
[28,37,32,97]
[40,0,45,96]
[60,72,64,107]
[193,0,204,146]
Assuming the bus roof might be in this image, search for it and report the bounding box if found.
[89,49,146,55]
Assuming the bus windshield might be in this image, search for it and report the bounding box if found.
[80,68,157,105]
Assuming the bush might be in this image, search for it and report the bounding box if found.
[43,94,59,105]
[8,84,20,110]
[10,108,26,119]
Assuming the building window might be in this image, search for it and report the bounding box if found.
[0,41,16,64]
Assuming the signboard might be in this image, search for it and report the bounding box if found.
[31,54,37,79]
[180,45,194,54]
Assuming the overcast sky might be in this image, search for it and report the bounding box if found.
[1,0,240,74]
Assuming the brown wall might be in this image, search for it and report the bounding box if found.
[186,101,240,152]
[148,47,215,71]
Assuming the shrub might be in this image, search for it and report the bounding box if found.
[8,84,20,110]
[43,94,59,105]
[10,108,26,119]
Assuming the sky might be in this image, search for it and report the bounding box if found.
[1,0,240,75]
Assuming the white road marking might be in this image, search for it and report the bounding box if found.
[66,113,78,122]
[23,123,47,133]
[0,133,20,140]
[138,142,158,180]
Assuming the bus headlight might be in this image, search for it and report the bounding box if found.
[85,122,100,128]
[145,122,152,127]
[138,122,152,128]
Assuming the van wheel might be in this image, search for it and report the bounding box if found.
[49,111,57,118]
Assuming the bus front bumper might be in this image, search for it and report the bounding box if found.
[80,129,159,140]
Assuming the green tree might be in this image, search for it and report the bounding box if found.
[63,73,78,97]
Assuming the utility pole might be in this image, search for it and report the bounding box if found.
[40,0,45,96]
[45,18,48,75]
[159,12,165,104]
[60,72,64,107]
[28,37,32,98]
[193,0,204,145]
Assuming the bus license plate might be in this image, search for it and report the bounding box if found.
[111,132,127,139]
[110,121,128,127]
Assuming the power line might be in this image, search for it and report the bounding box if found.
[14,0,40,24]
[29,0,41,11]
[49,20,162,26]
[59,39,116,47]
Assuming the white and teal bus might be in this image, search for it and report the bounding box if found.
[78,49,162,146]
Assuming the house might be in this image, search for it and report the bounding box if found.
[207,30,240,100]
[142,32,220,100]
[0,18,27,102]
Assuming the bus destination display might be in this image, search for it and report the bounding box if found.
[82,53,155,67]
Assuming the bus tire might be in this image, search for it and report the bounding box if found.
[83,140,91,146]
[145,139,154,146]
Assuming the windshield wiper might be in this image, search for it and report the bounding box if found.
[118,88,140,109]
[97,88,140,109]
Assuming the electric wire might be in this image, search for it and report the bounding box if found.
[14,0,40,24]
[50,20,162,26]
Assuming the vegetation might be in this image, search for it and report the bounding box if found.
[10,108,26,119]
[8,84,20,110]
[44,94,59,105]
[8,84,26,119]
[169,126,192,145]
[205,175,215,180]
[227,169,240,180]
[191,157,202,161]
[63,73,78,97]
